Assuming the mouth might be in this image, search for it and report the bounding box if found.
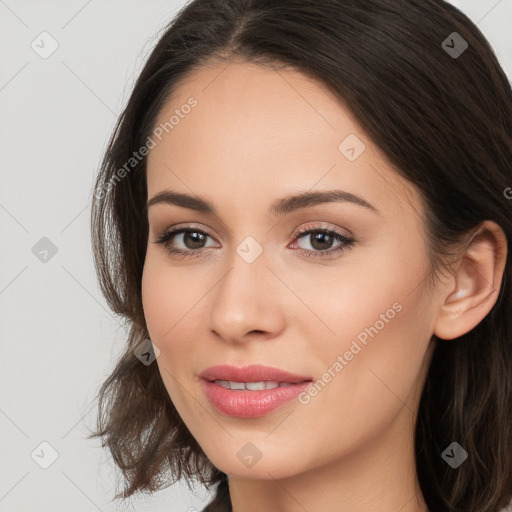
[199,364,313,385]
[201,378,313,418]
[198,364,314,418]
[206,379,311,391]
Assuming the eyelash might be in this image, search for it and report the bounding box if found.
[153,224,355,260]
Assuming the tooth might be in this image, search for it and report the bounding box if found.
[229,381,246,390]
[246,381,266,391]
[213,380,297,390]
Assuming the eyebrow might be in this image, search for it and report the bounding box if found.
[147,189,379,216]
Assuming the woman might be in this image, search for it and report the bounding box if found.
[88,1,512,511]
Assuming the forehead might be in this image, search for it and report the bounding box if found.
[146,60,423,220]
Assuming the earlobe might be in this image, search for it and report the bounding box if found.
[433,221,507,341]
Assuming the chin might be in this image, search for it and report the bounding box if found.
[202,441,310,481]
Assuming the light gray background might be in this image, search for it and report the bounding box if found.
[1,1,511,511]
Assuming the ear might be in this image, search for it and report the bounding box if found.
[433,221,508,341]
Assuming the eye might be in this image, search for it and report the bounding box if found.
[153,226,218,258]
[289,225,355,259]
[153,223,355,260]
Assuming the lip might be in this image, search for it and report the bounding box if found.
[201,380,312,418]
[199,364,313,384]
[199,364,313,418]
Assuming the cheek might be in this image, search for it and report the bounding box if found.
[141,261,172,341]
[141,257,199,406]
[141,253,218,394]
[312,234,433,386]
[312,237,429,345]
[141,254,202,342]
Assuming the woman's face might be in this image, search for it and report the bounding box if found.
[142,60,439,480]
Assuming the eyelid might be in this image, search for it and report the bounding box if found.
[153,221,356,260]
[154,221,352,245]
[289,221,353,241]
[155,222,218,241]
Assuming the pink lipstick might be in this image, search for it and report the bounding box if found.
[199,364,313,418]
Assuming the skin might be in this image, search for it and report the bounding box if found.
[141,60,507,512]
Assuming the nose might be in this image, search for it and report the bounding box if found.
[207,245,287,344]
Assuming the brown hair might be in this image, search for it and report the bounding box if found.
[88,1,512,511]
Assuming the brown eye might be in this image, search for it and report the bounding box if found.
[182,231,207,249]
[304,231,336,251]
[154,227,218,257]
[292,227,355,259]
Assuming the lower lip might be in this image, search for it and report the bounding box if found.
[201,379,312,418]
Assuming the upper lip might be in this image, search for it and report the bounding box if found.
[199,364,313,384]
